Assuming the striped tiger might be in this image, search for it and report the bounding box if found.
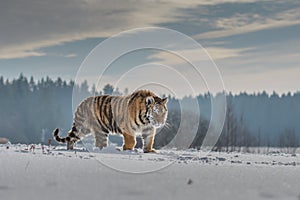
[53,90,168,153]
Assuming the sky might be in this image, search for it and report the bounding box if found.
[0,0,300,96]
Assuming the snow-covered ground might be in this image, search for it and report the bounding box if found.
[0,144,300,200]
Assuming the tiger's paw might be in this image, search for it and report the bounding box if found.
[116,147,122,151]
[122,146,135,151]
[144,148,157,153]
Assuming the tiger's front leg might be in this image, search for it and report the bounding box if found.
[122,132,136,151]
[142,127,156,153]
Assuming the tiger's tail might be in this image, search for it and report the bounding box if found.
[53,128,68,143]
[53,123,80,150]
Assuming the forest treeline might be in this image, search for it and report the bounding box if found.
[0,74,299,151]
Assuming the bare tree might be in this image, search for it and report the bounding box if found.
[215,96,255,152]
[223,98,238,152]
[239,120,254,153]
[256,128,261,154]
[278,128,299,153]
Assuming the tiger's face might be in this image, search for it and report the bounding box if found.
[146,96,168,128]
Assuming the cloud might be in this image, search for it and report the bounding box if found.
[0,0,180,59]
[63,54,77,58]
[195,8,300,39]
[147,46,252,65]
[144,34,300,95]
[222,38,300,67]
[0,0,261,59]
[0,49,46,59]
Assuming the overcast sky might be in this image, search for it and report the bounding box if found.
[1,0,300,96]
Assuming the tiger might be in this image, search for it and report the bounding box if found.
[53,90,168,153]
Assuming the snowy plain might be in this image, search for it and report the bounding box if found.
[0,143,300,200]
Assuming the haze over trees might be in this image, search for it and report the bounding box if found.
[0,75,299,151]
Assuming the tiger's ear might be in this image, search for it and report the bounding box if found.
[162,97,168,104]
[146,96,154,105]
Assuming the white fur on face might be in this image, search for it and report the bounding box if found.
[147,104,167,128]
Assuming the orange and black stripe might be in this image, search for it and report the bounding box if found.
[53,90,158,149]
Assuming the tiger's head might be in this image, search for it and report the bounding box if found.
[145,96,168,128]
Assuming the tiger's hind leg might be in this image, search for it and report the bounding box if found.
[93,126,109,150]
[94,133,108,149]
[66,123,81,150]
[67,140,75,150]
